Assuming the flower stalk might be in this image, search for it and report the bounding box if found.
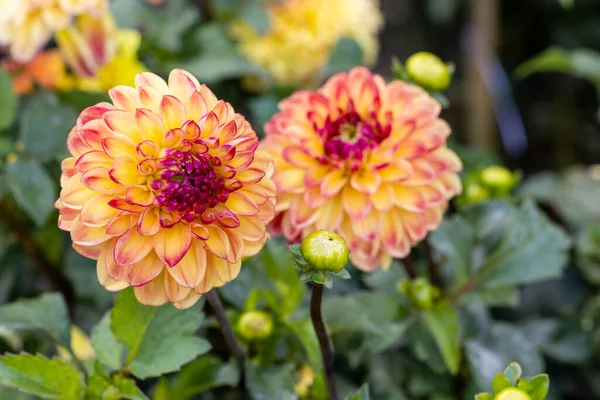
[310,283,337,400]
[206,290,246,388]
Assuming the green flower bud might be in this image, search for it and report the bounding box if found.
[396,277,440,310]
[300,230,349,273]
[494,388,531,400]
[480,166,516,190]
[406,52,452,92]
[464,182,490,204]
[237,310,273,340]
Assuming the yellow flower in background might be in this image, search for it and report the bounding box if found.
[262,67,462,271]
[56,69,276,309]
[0,0,106,62]
[57,326,95,362]
[294,364,315,398]
[56,13,145,92]
[232,0,383,87]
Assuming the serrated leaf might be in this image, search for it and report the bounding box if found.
[422,302,461,375]
[0,354,83,399]
[19,93,77,163]
[432,201,570,304]
[346,383,370,400]
[528,374,550,400]
[6,159,57,226]
[90,312,124,371]
[0,293,70,347]
[503,362,523,385]
[0,68,17,131]
[111,288,210,379]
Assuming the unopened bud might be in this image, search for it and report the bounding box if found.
[300,230,349,273]
[237,310,273,340]
[494,388,531,400]
[406,52,452,92]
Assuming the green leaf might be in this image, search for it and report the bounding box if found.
[322,37,364,78]
[0,293,70,347]
[6,159,57,226]
[491,374,511,393]
[240,0,270,34]
[0,68,17,131]
[174,24,263,83]
[575,224,600,284]
[323,292,409,354]
[111,0,198,52]
[422,302,461,375]
[528,374,550,400]
[346,383,370,400]
[85,373,148,400]
[90,312,125,371]
[516,47,600,85]
[0,354,83,399]
[19,93,77,162]
[466,323,544,391]
[289,319,327,398]
[260,240,305,319]
[432,201,570,303]
[169,357,238,400]
[246,362,296,400]
[111,288,210,379]
[503,362,523,386]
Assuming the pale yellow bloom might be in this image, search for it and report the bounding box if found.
[232,0,383,87]
[57,326,95,362]
[0,0,106,62]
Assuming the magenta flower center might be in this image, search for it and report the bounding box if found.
[152,148,239,223]
[318,111,391,161]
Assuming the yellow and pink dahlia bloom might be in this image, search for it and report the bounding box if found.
[0,0,107,62]
[56,69,276,309]
[262,67,462,271]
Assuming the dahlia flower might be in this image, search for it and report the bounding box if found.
[56,69,276,308]
[262,67,462,271]
[231,0,382,87]
[0,0,106,63]
[56,13,145,92]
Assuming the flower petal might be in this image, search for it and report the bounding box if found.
[168,242,206,288]
[154,223,193,267]
[114,228,154,266]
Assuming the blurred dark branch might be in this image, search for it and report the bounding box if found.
[0,201,75,316]
[447,275,479,304]
[423,237,442,288]
[400,256,417,279]
[194,0,215,21]
[206,289,246,389]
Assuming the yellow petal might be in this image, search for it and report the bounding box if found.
[114,228,154,266]
[154,223,193,267]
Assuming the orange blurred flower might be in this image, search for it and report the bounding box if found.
[56,69,276,308]
[0,0,106,62]
[2,50,68,94]
[262,67,462,271]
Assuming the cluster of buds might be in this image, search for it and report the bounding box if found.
[290,230,351,289]
[397,277,441,310]
[476,362,549,400]
[458,166,522,207]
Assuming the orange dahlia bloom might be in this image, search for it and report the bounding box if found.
[262,67,462,271]
[2,50,68,94]
[56,69,276,308]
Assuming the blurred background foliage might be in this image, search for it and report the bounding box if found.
[0,0,600,399]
